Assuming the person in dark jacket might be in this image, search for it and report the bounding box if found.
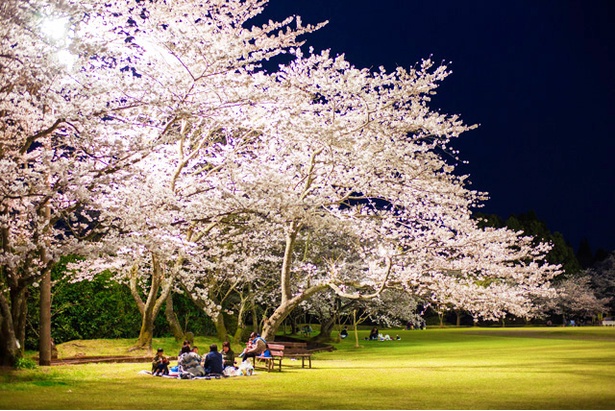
[221,341,235,368]
[204,344,224,375]
[152,348,169,376]
[369,327,379,340]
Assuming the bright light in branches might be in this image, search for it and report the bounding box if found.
[40,16,69,41]
[40,16,76,68]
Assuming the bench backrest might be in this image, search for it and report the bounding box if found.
[267,343,286,357]
[276,342,307,349]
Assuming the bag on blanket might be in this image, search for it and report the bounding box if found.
[223,366,239,377]
[238,361,254,376]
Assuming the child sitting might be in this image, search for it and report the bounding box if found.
[152,348,169,376]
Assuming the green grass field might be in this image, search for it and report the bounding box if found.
[1,327,614,409]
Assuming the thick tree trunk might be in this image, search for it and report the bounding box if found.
[261,284,329,341]
[261,219,336,341]
[262,301,296,341]
[39,268,52,366]
[133,310,155,350]
[0,293,21,366]
[214,311,229,342]
[280,222,299,306]
[130,254,174,351]
[233,324,244,343]
[11,286,27,356]
[164,293,184,342]
[233,295,248,343]
[314,316,335,343]
[261,221,300,341]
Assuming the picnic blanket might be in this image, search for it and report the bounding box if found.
[139,362,254,379]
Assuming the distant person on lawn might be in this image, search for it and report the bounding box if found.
[369,327,379,340]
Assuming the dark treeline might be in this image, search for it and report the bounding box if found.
[471,210,614,323]
[475,210,610,271]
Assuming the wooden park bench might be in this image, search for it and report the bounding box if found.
[276,341,313,369]
[255,343,285,372]
[254,341,314,372]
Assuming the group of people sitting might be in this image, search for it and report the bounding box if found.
[151,332,270,379]
[338,325,400,341]
[367,327,400,341]
[151,340,233,378]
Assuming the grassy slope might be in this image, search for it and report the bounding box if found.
[2,327,614,409]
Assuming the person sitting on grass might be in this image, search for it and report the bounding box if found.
[369,327,379,340]
[152,348,169,376]
[179,346,204,378]
[178,340,191,357]
[340,326,348,339]
[204,344,224,376]
[221,341,236,368]
[237,332,267,365]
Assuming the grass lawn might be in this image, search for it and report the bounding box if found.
[1,327,614,409]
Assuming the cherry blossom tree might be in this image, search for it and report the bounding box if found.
[211,49,562,341]
[2,0,322,358]
[544,276,610,325]
[0,0,154,365]
[3,0,564,363]
[588,252,615,315]
[403,226,561,324]
[178,215,285,342]
[301,288,420,342]
[64,0,323,349]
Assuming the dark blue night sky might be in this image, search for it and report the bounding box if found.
[259,0,615,253]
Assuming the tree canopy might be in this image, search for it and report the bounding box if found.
[1,0,566,364]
